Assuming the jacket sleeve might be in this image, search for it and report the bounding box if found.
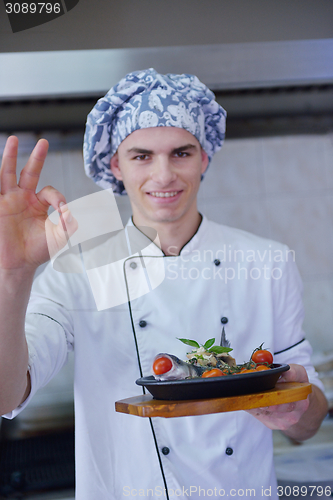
[271,251,324,391]
[2,264,75,419]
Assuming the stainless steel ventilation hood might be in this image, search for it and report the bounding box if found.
[1,38,333,137]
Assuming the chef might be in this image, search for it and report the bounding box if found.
[0,69,328,499]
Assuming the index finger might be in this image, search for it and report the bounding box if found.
[0,135,19,194]
[18,138,49,192]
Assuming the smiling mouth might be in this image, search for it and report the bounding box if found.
[149,191,180,198]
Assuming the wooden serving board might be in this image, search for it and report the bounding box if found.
[115,382,311,418]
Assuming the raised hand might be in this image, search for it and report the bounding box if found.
[0,136,77,272]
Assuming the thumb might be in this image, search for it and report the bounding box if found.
[45,204,78,260]
[278,364,309,384]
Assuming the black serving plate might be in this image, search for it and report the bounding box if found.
[136,364,290,400]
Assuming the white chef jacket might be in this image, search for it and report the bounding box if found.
[4,216,323,500]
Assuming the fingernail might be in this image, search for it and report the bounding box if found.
[59,201,65,210]
[67,212,72,223]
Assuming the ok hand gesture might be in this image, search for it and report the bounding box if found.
[0,136,77,272]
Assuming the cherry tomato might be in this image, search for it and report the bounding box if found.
[251,349,273,366]
[201,368,224,378]
[255,364,270,371]
[153,357,173,375]
[239,369,256,374]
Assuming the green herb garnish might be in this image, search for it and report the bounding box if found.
[177,337,233,353]
[208,346,233,354]
[177,338,200,348]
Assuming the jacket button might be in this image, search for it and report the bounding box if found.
[221,317,228,324]
[214,259,221,266]
[139,320,147,328]
[225,447,233,456]
[161,447,170,455]
[130,262,137,269]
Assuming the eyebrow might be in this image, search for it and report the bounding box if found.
[172,144,197,154]
[126,148,153,155]
[126,144,198,155]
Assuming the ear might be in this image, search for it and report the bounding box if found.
[201,149,209,175]
[110,152,123,181]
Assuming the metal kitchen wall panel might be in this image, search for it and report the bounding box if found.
[0,39,332,100]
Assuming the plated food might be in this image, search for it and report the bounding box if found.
[134,338,289,401]
[136,365,290,400]
[152,338,274,381]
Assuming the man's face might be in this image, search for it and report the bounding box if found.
[110,127,209,226]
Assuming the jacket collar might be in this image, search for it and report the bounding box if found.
[126,214,209,257]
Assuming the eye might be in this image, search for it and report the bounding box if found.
[174,151,189,158]
[133,154,150,161]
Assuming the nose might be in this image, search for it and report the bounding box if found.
[150,156,177,186]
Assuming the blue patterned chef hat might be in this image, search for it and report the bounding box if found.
[83,68,227,195]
